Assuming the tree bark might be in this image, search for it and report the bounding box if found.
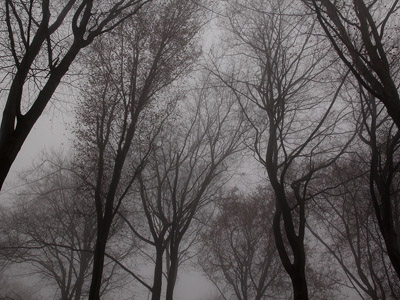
[74,250,91,300]
[273,206,309,300]
[0,41,81,189]
[151,246,164,300]
[370,167,400,280]
[292,272,309,300]
[165,245,179,300]
[88,225,110,300]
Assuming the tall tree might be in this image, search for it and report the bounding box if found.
[0,0,152,189]
[213,0,354,298]
[74,1,206,298]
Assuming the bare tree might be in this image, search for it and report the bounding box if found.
[299,0,400,280]
[212,0,354,298]
[360,92,400,280]
[308,159,400,300]
[0,273,39,300]
[301,0,400,129]
[119,81,246,300]
[199,187,289,300]
[0,153,99,300]
[73,1,206,298]
[0,0,153,189]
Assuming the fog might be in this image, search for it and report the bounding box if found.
[0,0,399,300]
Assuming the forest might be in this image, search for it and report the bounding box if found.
[0,0,399,299]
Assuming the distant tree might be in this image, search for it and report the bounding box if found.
[73,1,206,299]
[0,153,119,300]
[0,274,39,300]
[0,0,152,189]
[309,159,400,299]
[199,187,289,300]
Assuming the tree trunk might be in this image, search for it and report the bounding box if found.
[89,230,108,300]
[272,200,309,300]
[384,229,400,279]
[292,272,309,300]
[0,42,81,190]
[373,188,400,280]
[370,144,400,280]
[88,222,111,300]
[165,247,179,300]
[151,246,164,300]
[74,251,91,300]
[0,132,25,188]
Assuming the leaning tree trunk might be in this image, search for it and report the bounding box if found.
[272,188,309,300]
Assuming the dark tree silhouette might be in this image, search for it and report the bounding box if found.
[302,0,400,131]
[302,0,400,281]
[211,0,354,298]
[73,1,205,298]
[0,0,151,189]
